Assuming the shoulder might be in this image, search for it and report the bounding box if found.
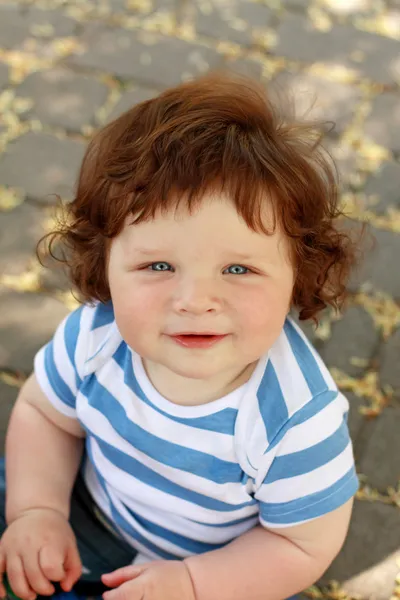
[275,316,337,399]
[58,300,123,378]
[235,316,345,472]
[79,301,124,376]
[260,315,338,425]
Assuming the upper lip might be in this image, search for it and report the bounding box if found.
[169,332,226,336]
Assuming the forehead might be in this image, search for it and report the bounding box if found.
[127,192,275,236]
[119,192,291,264]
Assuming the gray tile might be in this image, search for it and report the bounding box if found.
[107,86,157,122]
[0,289,69,373]
[364,92,400,154]
[357,407,400,489]
[319,306,379,377]
[345,392,367,454]
[363,161,400,214]
[273,15,400,85]
[379,327,400,400]
[222,57,264,81]
[0,63,9,91]
[69,26,223,87]
[0,5,76,50]
[347,227,400,297]
[195,1,273,46]
[270,71,362,135]
[16,68,109,133]
[0,132,86,203]
[323,500,400,600]
[0,202,45,276]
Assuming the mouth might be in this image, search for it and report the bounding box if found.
[168,333,228,348]
[171,332,225,336]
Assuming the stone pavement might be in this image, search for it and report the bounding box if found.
[0,0,399,597]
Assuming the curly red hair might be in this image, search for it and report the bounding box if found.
[39,72,363,322]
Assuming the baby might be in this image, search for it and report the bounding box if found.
[0,73,361,600]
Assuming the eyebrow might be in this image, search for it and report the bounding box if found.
[134,248,257,260]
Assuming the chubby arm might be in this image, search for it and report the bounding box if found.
[184,499,353,600]
[5,373,85,523]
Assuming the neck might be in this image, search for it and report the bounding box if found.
[141,360,258,406]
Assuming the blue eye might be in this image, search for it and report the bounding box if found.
[145,262,251,275]
[227,265,249,275]
[148,262,171,271]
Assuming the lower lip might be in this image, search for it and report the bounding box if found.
[169,335,227,348]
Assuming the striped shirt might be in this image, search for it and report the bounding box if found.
[34,301,359,563]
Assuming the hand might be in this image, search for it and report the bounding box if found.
[101,560,196,600]
[0,508,82,600]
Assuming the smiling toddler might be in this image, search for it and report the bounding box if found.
[0,73,361,600]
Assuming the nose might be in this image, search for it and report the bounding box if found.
[173,277,222,315]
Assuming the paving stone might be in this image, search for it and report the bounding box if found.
[0,132,86,203]
[0,288,69,373]
[68,26,223,87]
[281,0,309,8]
[38,240,72,294]
[384,8,400,31]
[357,407,400,489]
[0,5,77,50]
[347,227,400,297]
[273,15,400,85]
[290,312,319,346]
[322,500,400,599]
[195,1,273,46]
[222,57,264,81]
[364,92,400,154]
[0,381,18,454]
[270,71,362,135]
[123,0,176,13]
[324,0,392,17]
[345,392,367,454]
[26,7,77,38]
[107,85,157,122]
[323,138,359,187]
[319,306,379,377]
[363,161,400,214]
[0,63,9,91]
[379,327,400,400]
[0,202,45,276]
[15,68,109,133]
[0,5,23,49]
[39,262,72,294]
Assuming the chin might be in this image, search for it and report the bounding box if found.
[165,363,220,380]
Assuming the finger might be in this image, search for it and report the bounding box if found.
[103,579,142,600]
[102,565,144,586]
[0,551,6,598]
[21,550,55,596]
[7,554,36,600]
[38,546,66,582]
[60,544,82,591]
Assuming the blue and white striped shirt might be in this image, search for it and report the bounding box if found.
[34,301,359,563]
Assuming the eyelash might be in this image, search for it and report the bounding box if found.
[141,262,254,275]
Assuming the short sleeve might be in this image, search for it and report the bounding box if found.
[34,304,91,418]
[254,389,359,528]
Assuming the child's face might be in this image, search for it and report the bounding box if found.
[107,192,294,398]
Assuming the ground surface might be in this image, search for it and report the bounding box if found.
[0,0,400,598]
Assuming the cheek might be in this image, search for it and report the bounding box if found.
[114,288,161,319]
[236,286,290,333]
[110,279,166,336]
